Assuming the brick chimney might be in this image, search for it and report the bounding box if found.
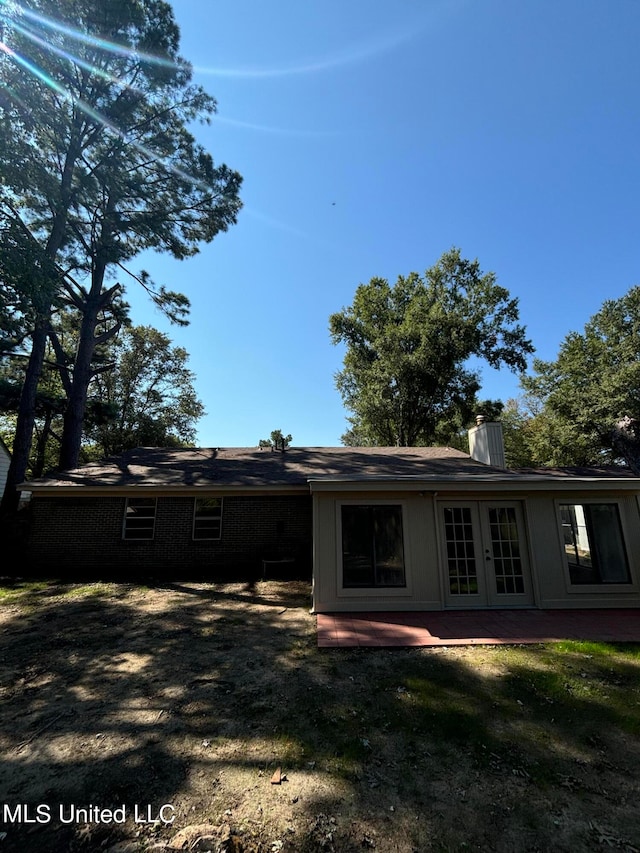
[468,414,506,468]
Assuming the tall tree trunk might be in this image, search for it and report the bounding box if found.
[57,190,120,470]
[0,320,48,514]
[57,295,102,471]
[32,408,55,479]
[0,134,83,510]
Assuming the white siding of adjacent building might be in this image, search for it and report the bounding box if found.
[0,443,9,497]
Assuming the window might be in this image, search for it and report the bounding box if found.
[443,506,478,595]
[488,506,525,595]
[559,503,631,585]
[341,505,405,588]
[123,497,156,540]
[193,497,223,540]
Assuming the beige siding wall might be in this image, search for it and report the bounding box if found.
[526,492,640,609]
[313,488,640,613]
[313,490,443,613]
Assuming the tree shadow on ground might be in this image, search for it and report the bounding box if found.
[0,582,639,852]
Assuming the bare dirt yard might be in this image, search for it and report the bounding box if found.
[0,580,639,853]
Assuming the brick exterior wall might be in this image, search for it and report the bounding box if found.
[25,494,313,579]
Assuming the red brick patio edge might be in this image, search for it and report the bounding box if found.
[316,609,640,648]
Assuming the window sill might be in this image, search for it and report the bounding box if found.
[337,585,412,598]
[565,582,638,595]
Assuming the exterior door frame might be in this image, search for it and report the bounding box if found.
[439,500,535,608]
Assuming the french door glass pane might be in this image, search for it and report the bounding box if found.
[444,506,478,595]
[488,507,525,595]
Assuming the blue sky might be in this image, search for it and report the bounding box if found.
[126,0,640,447]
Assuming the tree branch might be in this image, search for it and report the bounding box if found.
[46,327,73,397]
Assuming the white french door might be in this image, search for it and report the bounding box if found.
[439,501,534,607]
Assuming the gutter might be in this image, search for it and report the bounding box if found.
[307,475,640,493]
[19,484,309,497]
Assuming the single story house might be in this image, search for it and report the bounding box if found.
[19,419,640,612]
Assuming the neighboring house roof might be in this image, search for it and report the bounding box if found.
[19,446,640,494]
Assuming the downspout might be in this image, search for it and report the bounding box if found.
[430,490,444,609]
[310,488,319,614]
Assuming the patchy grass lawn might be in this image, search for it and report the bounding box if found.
[0,580,639,852]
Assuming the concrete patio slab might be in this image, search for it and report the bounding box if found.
[317,609,640,648]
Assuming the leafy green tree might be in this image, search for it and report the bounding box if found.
[435,399,506,454]
[0,0,241,508]
[259,430,293,450]
[330,249,533,447]
[0,323,204,471]
[521,286,640,471]
[496,397,542,468]
[88,325,205,456]
[0,207,63,496]
[0,211,59,359]
[0,366,67,478]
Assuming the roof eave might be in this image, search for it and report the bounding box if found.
[307,476,640,492]
[21,483,309,496]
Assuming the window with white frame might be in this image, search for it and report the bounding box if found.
[559,503,631,585]
[193,497,223,540]
[123,497,157,540]
[341,504,406,588]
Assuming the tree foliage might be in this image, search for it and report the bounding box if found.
[521,286,640,471]
[0,356,67,479]
[0,210,60,358]
[437,398,506,454]
[88,325,205,455]
[330,249,533,447]
[0,323,204,473]
[495,397,543,468]
[0,0,241,507]
[259,430,292,450]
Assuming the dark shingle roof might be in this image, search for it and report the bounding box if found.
[20,446,640,492]
[512,465,640,478]
[22,445,498,490]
